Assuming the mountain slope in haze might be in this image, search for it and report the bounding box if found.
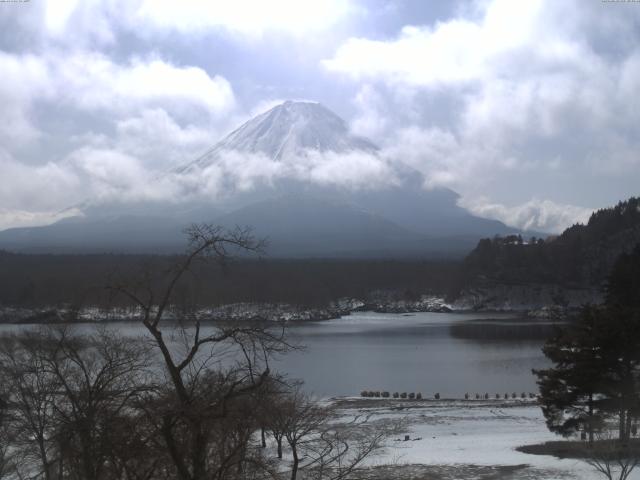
[212,193,467,258]
[0,101,519,256]
[0,215,188,254]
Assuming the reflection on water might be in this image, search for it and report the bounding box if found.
[449,317,563,341]
[276,312,551,397]
[0,311,552,398]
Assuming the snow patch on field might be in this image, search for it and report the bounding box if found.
[332,398,640,479]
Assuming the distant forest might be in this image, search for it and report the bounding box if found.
[0,253,459,309]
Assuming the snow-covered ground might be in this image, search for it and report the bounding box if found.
[331,398,640,480]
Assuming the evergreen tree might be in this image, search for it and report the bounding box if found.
[601,245,640,441]
[534,305,608,443]
[536,244,640,443]
[606,244,640,310]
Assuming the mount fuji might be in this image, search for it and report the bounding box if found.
[176,100,378,173]
[0,101,517,257]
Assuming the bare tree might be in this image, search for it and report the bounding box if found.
[267,386,403,480]
[42,327,151,480]
[279,389,328,480]
[260,378,300,460]
[0,330,62,480]
[303,415,403,480]
[0,395,16,480]
[101,410,170,480]
[109,224,293,480]
[0,327,152,480]
[584,430,640,480]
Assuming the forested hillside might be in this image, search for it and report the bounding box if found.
[462,197,640,288]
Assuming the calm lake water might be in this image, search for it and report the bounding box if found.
[0,311,553,398]
[279,311,551,398]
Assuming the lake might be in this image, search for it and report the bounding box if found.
[278,311,552,398]
[0,311,553,398]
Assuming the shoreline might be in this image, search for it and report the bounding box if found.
[0,300,571,325]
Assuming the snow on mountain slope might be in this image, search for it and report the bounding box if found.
[175,100,378,174]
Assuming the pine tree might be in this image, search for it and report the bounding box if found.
[601,245,640,442]
[606,244,640,310]
[536,244,640,443]
[534,305,608,443]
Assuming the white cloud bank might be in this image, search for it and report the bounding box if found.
[0,46,238,228]
[459,197,593,234]
[0,51,234,147]
[0,209,82,232]
[133,0,352,37]
[171,148,399,199]
[59,54,235,115]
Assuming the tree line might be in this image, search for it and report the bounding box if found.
[462,197,640,287]
[0,251,458,312]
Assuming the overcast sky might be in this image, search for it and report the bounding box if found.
[1,0,639,233]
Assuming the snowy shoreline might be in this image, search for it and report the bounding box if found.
[325,397,637,480]
[0,289,584,325]
[0,295,453,324]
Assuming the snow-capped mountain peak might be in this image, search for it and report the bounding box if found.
[175,100,377,173]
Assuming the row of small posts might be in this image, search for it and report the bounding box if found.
[465,392,537,400]
[360,391,538,399]
[360,391,426,399]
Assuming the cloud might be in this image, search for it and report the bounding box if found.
[323,1,591,88]
[325,0,640,217]
[173,148,399,198]
[114,108,214,169]
[381,126,461,187]
[67,148,151,200]
[302,150,398,189]
[0,0,366,230]
[0,52,53,146]
[132,0,353,37]
[1,0,638,233]
[56,53,235,116]
[3,0,357,55]
[0,208,82,232]
[459,197,593,234]
[349,85,389,139]
[0,48,235,160]
[0,47,236,228]
[0,150,81,211]
[0,145,161,215]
